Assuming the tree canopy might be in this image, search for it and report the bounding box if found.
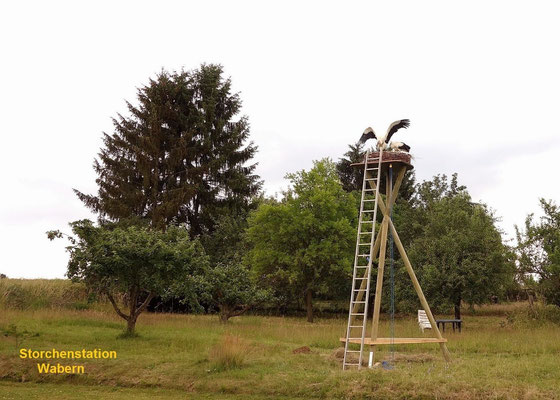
[48,221,208,334]
[75,64,261,234]
[246,159,357,322]
[197,211,271,322]
[516,198,560,306]
[406,174,513,319]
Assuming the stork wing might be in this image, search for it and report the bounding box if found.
[399,142,411,152]
[359,127,377,143]
[385,119,410,143]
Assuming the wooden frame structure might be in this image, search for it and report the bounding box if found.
[340,153,451,364]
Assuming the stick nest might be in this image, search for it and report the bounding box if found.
[365,151,412,164]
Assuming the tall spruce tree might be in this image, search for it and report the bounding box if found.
[336,142,365,192]
[75,64,261,234]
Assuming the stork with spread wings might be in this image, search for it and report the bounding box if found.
[359,119,411,152]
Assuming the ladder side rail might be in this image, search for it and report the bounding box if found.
[359,148,383,366]
[343,150,372,369]
[356,150,378,368]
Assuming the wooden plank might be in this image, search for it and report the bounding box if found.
[340,337,448,345]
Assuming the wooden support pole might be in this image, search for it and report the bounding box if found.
[388,219,452,362]
[368,166,406,217]
[369,217,389,362]
[350,167,405,319]
[364,164,451,363]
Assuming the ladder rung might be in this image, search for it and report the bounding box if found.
[361,210,375,213]
[345,350,362,353]
[362,199,376,202]
[357,254,370,257]
[352,301,366,304]
[359,232,372,235]
[360,220,374,223]
[363,189,375,192]
[366,168,378,171]
[364,178,377,181]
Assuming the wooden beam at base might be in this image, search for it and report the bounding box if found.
[340,337,447,345]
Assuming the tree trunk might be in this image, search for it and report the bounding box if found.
[126,315,137,334]
[220,305,231,323]
[107,289,155,336]
[305,289,313,323]
[128,288,138,334]
[218,304,251,323]
[454,299,461,320]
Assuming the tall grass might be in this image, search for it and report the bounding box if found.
[0,279,91,310]
[208,334,249,370]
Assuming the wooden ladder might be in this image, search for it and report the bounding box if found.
[342,148,383,370]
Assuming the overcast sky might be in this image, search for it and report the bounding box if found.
[1,1,559,279]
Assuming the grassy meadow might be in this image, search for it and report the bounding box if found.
[1,281,560,399]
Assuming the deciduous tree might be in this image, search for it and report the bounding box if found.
[246,159,357,322]
[516,198,560,306]
[48,221,207,334]
[407,174,513,319]
[205,262,271,322]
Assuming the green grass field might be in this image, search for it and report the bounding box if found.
[1,303,559,399]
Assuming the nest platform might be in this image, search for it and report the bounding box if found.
[350,151,413,171]
[350,151,413,194]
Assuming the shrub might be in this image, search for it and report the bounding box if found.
[506,303,560,326]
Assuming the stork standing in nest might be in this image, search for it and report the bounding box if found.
[359,119,411,152]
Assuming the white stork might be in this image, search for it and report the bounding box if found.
[389,141,411,152]
[359,119,411,152]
